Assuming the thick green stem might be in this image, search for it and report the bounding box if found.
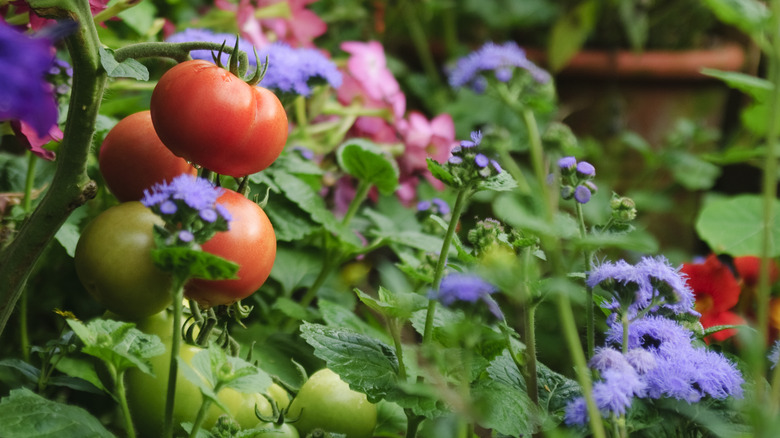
[422,187,470,345]
[115,369,137,438]
[19,152,38,362]
[341,180,372,228]
[188,388,218,438]
[113,41,249,68]
[0,0,104,340]
[163,275,187,438]
[523,305,539,406]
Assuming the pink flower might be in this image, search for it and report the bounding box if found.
[11,121,62,161]
[260,0,326,47]
[397,112,456,190]
[339,41,405,115]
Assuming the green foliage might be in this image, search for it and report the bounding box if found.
[336,139,399,195]
[0,388,115,438]
[67,318,165,375]
[98,47,149,81]
[696,195,780,256]
[151,246,240,280]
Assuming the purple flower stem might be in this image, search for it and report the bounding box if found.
[575,201,597,358]
[0,2,106,340]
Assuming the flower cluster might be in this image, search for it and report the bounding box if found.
[141,173,231,246]
[443,131,503,187]
[430,272,504,321]
[416,198,450,217]
[556,156,597,204]
[588,256,698,319]
[447,41,551,93]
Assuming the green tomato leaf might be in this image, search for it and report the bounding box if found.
[336,139,399,195]
[67,319,165,376]
[98,47,149,81]
[264,196,319,241]
[318,299,392,344]
[299,322,399,403]
[0,387,114,437]
[53,355,109,394]
[151,247,239,280]
[268,247,322,295]
[696,195,780,256]
[355,287,428,320]
[178,353,228,413]
[472,377,541,436]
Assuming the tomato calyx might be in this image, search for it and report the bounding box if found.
[182,299,254,355]
[212,36,269,86]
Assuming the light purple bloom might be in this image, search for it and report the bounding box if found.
[460,131,483,148]
[606,315,693,355]
[490,160,503,173]
[593,368,644,416]
[625,348,657,374]
[0,22,58,138]
[178,230,195,243]
[431,198,450,215]
[642,347,743,402]
[448,41,551,91]
[558,156,577,171]
[431,272,504,320]
[160,200,177,215]
[258,42,343,96]
[199,208,218,223]
[574,185,592,204]
[474,153,489,168]
[417,200,432,212]
[215,203,232,223]
[576,161,596,177]
[770,340,780,369]
[448,156,463,165]
[636,256,697,315]
[589,347,633,374]
[564,397,588,426]
[142,174,225,216]
[167,28,256,67]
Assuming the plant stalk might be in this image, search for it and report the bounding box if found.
[163,275,187,438]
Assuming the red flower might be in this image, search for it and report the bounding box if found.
[681,254,745,343]
[733,256,780,288]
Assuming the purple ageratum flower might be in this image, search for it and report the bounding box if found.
[215,203,232,223]
[417,200,432,212]
[460,130,483,148]
[592,368,645,416]
[431,272,504,320]
[589,347,633,374]
[259,43,342,96]
[770,340,780,369]
[624,348,657,374]
[574,185,592,204]
[490,160,503,174]
[558,156,577,172]
[474,153,489,168]
[160,200,178,215]
[564,397,588,426]
[178,230,195,243]
[447,41,551,91]
[199,208,218,223]
[0,22,58,138]
[576,161,596,177]
[636,256,697,316]
[431,198,450,215]
[142,174,224,213]
[643,346,743,402]
[448,156,463,165]
[606,315,694,356]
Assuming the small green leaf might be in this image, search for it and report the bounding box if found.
[0,358,40,383]
[0,388,114,437]
[427,158,457,188]
[299,322,399,403]
[98,47,149,80]
[336,139,399,195]
[151,247,239,280]
[355,287,428,320]
[67,319,165,376]
[472,377,540,436]
[701,69,772,100]
[696,195,780,256]
[268,247,322,295]
[475,170,518,192]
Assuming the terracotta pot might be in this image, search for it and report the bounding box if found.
[528,43,747,147]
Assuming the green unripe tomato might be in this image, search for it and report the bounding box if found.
[287,368,377,438]
[75,202,172,319]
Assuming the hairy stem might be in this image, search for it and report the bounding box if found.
[163,275,187,438]
[0,0,104,340]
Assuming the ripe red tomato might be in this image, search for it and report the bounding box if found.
[98,111,196,202]
[150,60,288,177]
[185,189,276,307]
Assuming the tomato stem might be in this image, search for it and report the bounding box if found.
[114,368,138,438]
[163,274,188,438]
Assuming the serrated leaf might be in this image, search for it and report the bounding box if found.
[0,387,114,437]
[336,139,399,195]
[299,322,398,402]
[99,47,149,80]
[427,158,458,188]
[475,170,517,192]
[151,247,239,280]
[696,195,780,256]
[472,377,540,436]
[319,299,391,344]
[179,355,228,413]
[67,319,165,375]
[264,196,319,241]
[269,247,322,295]
[355,287,428,320]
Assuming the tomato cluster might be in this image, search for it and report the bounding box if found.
[77,58,286,319]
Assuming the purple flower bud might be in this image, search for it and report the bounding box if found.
[178,230,194,243]
[160,200,177,215]
[475,153,489,168]
[558,156,577,171]
[199,208,218,223]
[417,200,432,211]
[577,161,596,177]
[490,159,503,173]
[574,185,592,204]
[495,67,513,82]
[432,198,450,215]
[215,203,232,223]
[449,156,463,165]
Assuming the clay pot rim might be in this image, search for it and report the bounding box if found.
[527,43,746,80]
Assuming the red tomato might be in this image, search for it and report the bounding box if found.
[150,60,288,177]
[185,189,276,307]
[99,111,196,202]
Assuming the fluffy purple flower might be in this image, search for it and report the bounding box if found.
[448,41,551,91]
[258,42,343,96]
[643,347,743,402]
[636,256,697,315]
[0,22,58,138]
[624,348,657,374]
[490,160,503,173]
[770,340,780,369]
[574,185,592,204]
[474,153,489,168]
[431,273,504,320]
[589,347,633,374]
[448,156,463,165]
[606,315,693,355]
[564,397,588,426]
[160,200,177,215]
[593,368,644,416]
[142,174,225,217]
[215,203,232,223]
[460,130,482,148]
[199,208,218,223]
